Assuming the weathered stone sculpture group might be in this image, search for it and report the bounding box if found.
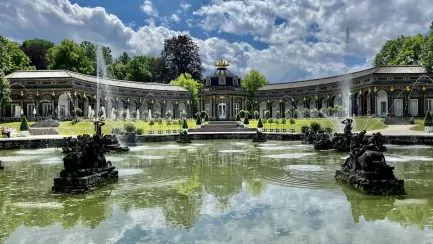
[52,121,120,194]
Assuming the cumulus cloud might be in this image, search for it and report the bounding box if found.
[140,0,155,16]
[0,0,432,83]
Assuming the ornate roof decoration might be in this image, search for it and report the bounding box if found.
[215,58,229,68]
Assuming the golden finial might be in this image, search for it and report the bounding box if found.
[215,58,229,68]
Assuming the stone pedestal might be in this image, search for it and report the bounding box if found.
[52,166,118,194]
[335,169,405,195]
[253,131,267,142]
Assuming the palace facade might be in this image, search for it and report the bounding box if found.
[4,70,190,120]
[3,63,433,121]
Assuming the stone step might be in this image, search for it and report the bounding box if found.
[190,127,256,132]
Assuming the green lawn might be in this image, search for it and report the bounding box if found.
[55,119,198,135]
[0,117,387,135]
[410,118,425,131]
[0,121,35,131]
[247,117,387,133]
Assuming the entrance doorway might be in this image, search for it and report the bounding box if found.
[394,99,403,117]
[218,100,226,120]
[409,99,418,116]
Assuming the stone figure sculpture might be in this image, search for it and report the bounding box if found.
[52,122,119,194]
[335,131,405,195]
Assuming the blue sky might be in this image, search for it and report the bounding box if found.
[0,0,432,82]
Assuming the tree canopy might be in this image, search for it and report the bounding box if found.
[170,73,202,114]
[0,35,34,74]
[46,39,95,74]
[159,35,204,83]
[0,70,12,107]
[242,69,269,98]
[373,24,433,71]
[20,39,54,70]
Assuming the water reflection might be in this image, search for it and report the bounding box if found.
[1,141,433,243]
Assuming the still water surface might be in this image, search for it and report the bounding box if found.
[1,141,433,243]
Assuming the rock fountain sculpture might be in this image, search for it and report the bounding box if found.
[52,121,119,194]
[335,129,405,195]
[311,118,387,152]
[61,121,129,154]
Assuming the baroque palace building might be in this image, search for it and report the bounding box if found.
[3,62,433,121]
[4,70,190,120]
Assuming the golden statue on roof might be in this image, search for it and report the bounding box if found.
[215,58,229,68]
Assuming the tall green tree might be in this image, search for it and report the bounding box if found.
[170,73,202,114]
[393,34,425,65]
[46,39,94,74]
[373,36,407,67]
[0,69,11,107]
[421,34,433,72]
[0,35,34,74]
[20,39,54,70]
[80,41,113,75]
[242,69,269,109]
[125,55,156,82]
[159,35,204,83]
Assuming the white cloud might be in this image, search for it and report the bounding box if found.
[180,2,192,11]
[0,0,432,83]
[169,14,180,23]
[140,0,155,16]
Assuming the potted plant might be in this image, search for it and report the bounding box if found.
[20,115,30,137]
[158,118,163,134]
[243,115,250,128]
[257,118,264,132]
[196,114,202,128]
[182,119,188,132]
[281,118,286,132]
[290,118,296,133]
[204,114,209,124]
[236,113,241,124]
[424,111,433,132]
[239,110,245,119]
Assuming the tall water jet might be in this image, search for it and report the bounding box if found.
[339,27,355,131]
[96,45,108,120]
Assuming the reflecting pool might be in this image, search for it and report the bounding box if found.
[1,141,433,243]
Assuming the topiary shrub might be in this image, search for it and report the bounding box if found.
[182,119,188,130]
[111,128,123,135]
[124,123,136,133]
[239,110,245,118]
[236,114,241,121]
[149,120,155,127]
[289,118,296,126]
[201,111,207,119]
[425,111,433,126]
[244,116,249,125]
[325,127,333,134]
[301,125,310,134]
[257,118,264,128]
[205,114,209,122]
[136,128,144,135]
[20,115,29,131]
[196,115,202,125]
[310,121,322,133]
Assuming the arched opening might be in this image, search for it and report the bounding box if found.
[376,90,388,117]
[218,100,227,120]
[58,93,70,120]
